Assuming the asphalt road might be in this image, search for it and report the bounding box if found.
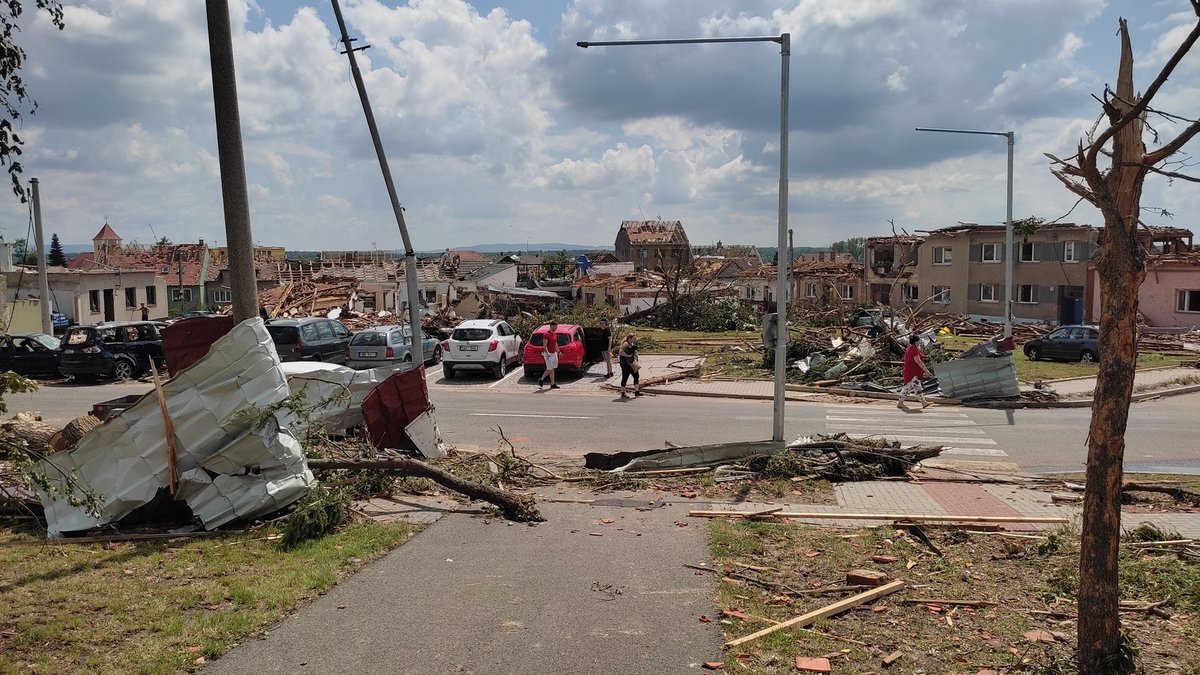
[9,366,1200,473]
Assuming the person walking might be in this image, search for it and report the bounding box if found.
[898,333,934,409]
[597,318,614,378]
[618,333,641,399]
[538,320,561,390]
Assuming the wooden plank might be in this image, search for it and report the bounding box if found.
[689,510,1068,524]
[725,579,904,648]
[149,361,177,495]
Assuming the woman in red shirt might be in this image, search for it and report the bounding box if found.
[898,333,934,409]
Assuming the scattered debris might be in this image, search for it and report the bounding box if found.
[724,579,904,647]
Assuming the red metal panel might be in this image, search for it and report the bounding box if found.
[161,316,238,374]
[362,367,431,452]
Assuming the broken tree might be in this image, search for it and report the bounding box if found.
[1048,3,1200,670]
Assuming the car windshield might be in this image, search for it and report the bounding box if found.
[31,334,60,350]
[452,328,493,341]
[350,332,388,347]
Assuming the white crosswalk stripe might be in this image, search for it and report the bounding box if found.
[822,405,1008,460]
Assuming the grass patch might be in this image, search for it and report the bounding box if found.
[938,334,1193,382]
[0,520,412,674]
[707,519,1200,673]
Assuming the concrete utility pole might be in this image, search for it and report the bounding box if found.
[330,0,423,362]
[30,178,53,334]
[205,0,259,322]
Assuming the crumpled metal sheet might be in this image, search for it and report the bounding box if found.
[279,361,401,434]
[932,353,1020,400]
[37,318,314,536]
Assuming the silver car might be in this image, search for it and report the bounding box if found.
[345,325,442,370]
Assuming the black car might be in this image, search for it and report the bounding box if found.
[265,317,352,364]
[0,333,62,378]
[1023,324,1100,363]
[58,321,166,381]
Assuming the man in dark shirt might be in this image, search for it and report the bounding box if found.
[597,318,613,378]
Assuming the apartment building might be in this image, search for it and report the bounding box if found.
[913,223,1098,324]
[864,235,924,308]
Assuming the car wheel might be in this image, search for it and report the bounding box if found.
[444,364,455,379]
[404,353,413,363]
[113,359,134,380]
[1080,349,1097,364]
[494,356,507,379]
[1026,347,1041,361]
[431,345,443,364]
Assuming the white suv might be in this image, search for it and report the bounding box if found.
[442,319,523,379]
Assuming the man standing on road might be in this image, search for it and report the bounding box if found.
[139,303,150,321]
[538,320,561,390]
[597,318,614,378]
[898,333,933,409]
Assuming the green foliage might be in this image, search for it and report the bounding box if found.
[47,232,65,266]
[278,487,352,551]
[1,1,65,201]
[1013,215,1045,238]
[639,294,753,331]
[0,370,37,416]
[829,237,866,261]
[542,249,574,277]
[507,303,617,340]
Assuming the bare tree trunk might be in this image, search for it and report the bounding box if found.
[1077,22,1147,672]
[307,458,544,522]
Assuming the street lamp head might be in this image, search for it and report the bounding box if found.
[576,41,589,48]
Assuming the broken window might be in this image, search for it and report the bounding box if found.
[1063,241,1078,262]
[1018,242,1038,262]
[902,285,919,303]
[839,284,855,300]
[981,243,1001,262]
[88,290,100,313]
[932,286,950,304]
[146,286,157,306]
[980,284,997,302]
[1017,284,1038,304]
[1178,289,1200,312]
[805,283,818,298]
[124,287,137,308]
[933,246,952,265]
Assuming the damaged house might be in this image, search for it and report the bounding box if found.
[794,253,864,310]
[615,220,691,273]
[864,234,923,308]
[1088,225,1199,328]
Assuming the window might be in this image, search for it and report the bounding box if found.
[424,289,437,303]
[1064,242,1080,263]
[124,287,137,308]
[1017,284,1038,304]
[212,290,232,303]
[902,285,919,303]
[804,283,818,298]
[1178,289,1200,312]
[933,246,952,265]
[1018,242,1038,262]
[980,284,997,302]
[839,284,855,300]
[315,321,335,340]
[145,286,157,306]
[88,290,100,313]
[173,288,192,302]
[932,286,950,304]
[981,243,1001,262]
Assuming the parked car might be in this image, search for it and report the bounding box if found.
[58,321,165,381]
[522,323,590,379]
[345,324,441,369]
[1023,324,1100,363]
[265,317,353,364]
[51,312,70,335]
[442,319,523,379]
[0,333,62,377]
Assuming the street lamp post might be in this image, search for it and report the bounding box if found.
[915,127,1014,339]
[578,34,791,443]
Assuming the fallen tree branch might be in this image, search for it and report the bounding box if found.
[725,579,905,648]
[308,458,543,522]
[1122,482,1200,506]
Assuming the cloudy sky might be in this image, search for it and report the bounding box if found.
[3,0,1198,252]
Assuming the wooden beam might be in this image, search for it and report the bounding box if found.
[725,579,904,648]
[689,510,1068,524]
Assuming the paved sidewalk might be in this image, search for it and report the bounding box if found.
[205,493,723,675]
[638,364,1200,407]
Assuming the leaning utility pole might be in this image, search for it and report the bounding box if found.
[205,0,259,322]
[330,0,423,363]
[30,178,53,334]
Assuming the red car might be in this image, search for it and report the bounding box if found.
[522,323,590,379]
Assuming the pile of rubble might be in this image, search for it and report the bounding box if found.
[254,277,360,319]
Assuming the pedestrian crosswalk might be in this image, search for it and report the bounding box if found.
[822,405,1009,460]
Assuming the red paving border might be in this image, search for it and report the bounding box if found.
[920,481,1037,531]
